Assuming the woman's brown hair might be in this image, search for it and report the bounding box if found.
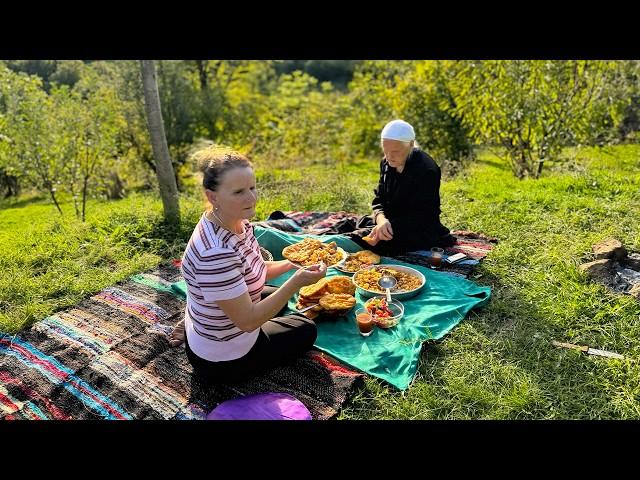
[192,146,253,191]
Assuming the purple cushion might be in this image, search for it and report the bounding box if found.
[206,392,312,420]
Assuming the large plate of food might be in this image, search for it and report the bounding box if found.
[352,264,426,300]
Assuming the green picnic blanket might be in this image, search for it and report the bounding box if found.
[172,226,491,390]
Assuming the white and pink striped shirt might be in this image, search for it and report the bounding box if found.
[182,214,266,361]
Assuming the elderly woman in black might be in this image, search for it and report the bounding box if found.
[349,119,455,257]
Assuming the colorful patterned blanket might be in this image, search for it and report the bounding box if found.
[0,264,362,420]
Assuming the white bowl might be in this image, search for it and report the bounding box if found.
[352,264,426,300]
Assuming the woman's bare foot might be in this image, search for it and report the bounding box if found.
[168,319,185,347]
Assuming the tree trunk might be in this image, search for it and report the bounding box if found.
[140,60,180,225]
[195,60,208,90]
[70,184,80,219]
[47,185,63,215]
[82,175,89,222]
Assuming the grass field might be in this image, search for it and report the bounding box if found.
[1,144,639,419]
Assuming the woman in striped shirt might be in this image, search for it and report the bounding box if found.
[177,146,327,382]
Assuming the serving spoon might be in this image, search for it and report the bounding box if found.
[378,274,397,303]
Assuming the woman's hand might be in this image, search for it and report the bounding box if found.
[217,261,327,333]
[291,261,328,288]
[265,259,297,281]
[373,219,394,241]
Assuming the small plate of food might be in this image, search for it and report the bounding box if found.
[364,296,404,328]
[295,275,357,320]
[334,250,381,274]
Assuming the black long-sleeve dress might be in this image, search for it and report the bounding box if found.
[348,148,454,256]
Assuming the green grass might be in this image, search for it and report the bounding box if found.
[341,145,640,419]
[2,145,640,419]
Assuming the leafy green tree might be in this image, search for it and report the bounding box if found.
[392,61,474,174]
[52,82,124,220]
[274,60,360,90]
[252,71,351,168]
[49,85,83,216]
[599,60,640,142]
[449,60,631,178]
[184,60,276,151]
[75,61,157,192]
[0,111,20,198]
[0,66,65,212]
[49,60,85,88]
[156,60,199,165]
[5,60,58,91]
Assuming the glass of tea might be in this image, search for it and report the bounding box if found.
[355,308,374,337]
[430,247,444,269]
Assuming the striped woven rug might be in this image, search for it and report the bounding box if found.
[0,264,363,420]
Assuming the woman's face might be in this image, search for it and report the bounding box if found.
[382,139,413,169]
[208,167,258,220]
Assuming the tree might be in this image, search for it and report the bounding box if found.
[49,60,85,88]
[0,66,65,212]
[186,60,275,149]
[53,83,123,220]
[252,71,351,169]
[140,60,180,224]
[273,60,360,90]
[5,60,58,92]
[449,60,628,178]
[392,61,474,174]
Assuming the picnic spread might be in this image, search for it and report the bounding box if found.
[246,226,492,390]
[173,218,494,390]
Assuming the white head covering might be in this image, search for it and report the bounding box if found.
[381,119,415,142]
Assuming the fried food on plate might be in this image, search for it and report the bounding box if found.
[355,250,381,264]
[319,293,357,314]
[299,278,329,300]
[340,250,381,272]
[296,277,357,318]
[325,276,356,295]
[282,238,345,267]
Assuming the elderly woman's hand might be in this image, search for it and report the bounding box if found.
[373,219,394,241]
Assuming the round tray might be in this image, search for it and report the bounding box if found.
[352,264,426,300]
